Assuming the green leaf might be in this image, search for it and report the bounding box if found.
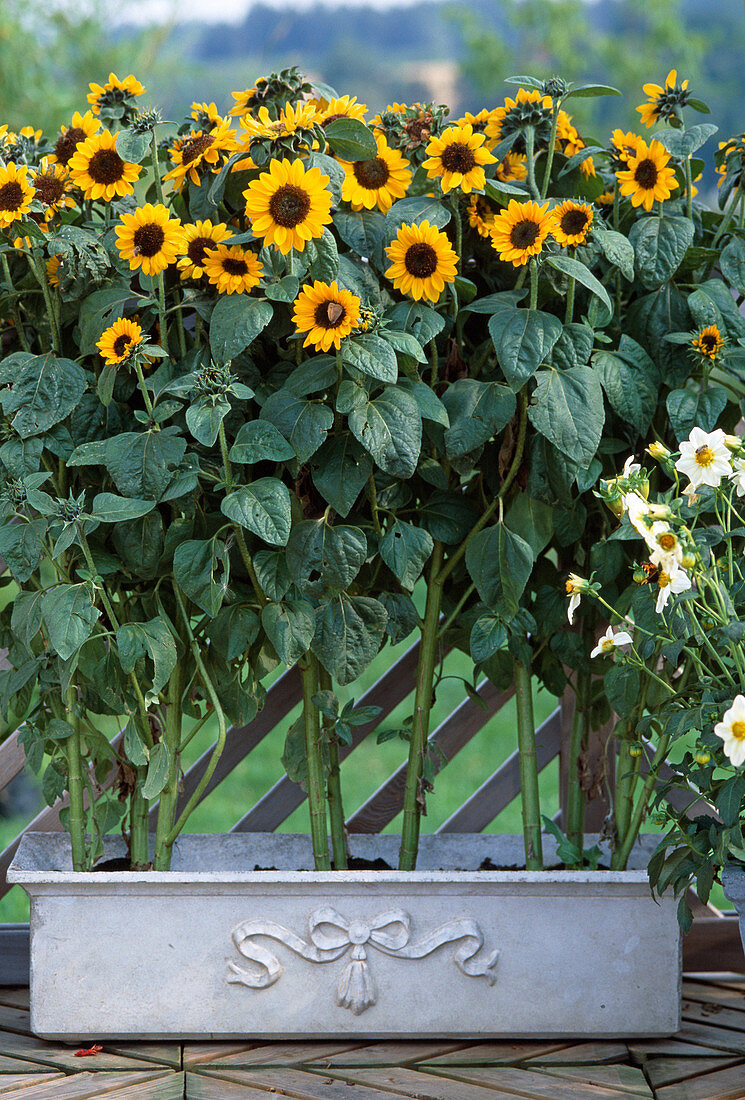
[421,490,479,544]
[312,594,387,685]
[666,386,728,441]
[484,178,529,206]
[605,665,640,719]
[333,209,386,267]
[386,300,445,343]
[260,391,333,462]
[115,128,152,162]
[348,385,421,478]
[124,717,149,766]
[380,520,434,590]
[264,275,300,303]
[285,355,337,396]
[720,235,745,295]
[69,429,186,501]
[77,284,138,355]
[378,591,418,644]
[324,117,378,160]
[91,493,155,523]
[205,605,260,662]
[173,538,229,616]
[310,435,372,517]
[0,354,86,439]
[505,494,554,556]
[470,615,508,663]
[629,216,695,291]
[342,334,398,383]
[307,227,339,282]
[656,124,718,158]
[566,83,621,98]
[594,351,657,434]
[221,478,292,547]
[113,512,164,580]
[397,378,450,426]
[142,742,171,800]
[209,297,273,365]
[442,378,516,457]
[716,775,745,827]
[491,308,563,391]
[594,227,635,281]
[528,366,605,467]
[465,523,534,619]
[385,195,451,232]
[286,519,367,597]
[186,395,231,447]
[0,519,46,583]
[546,254,612,317]
[230,420,296,464]
[252,550,292,602]
[117,618,177,695]
[550,323,595,369]
[41,584,100,660]
[261,599,315,663]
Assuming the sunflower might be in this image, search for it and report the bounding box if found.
[637,69,690,129]
[50,110,101,167]
[616,138,679,211]
[490,199,552,267]
[202,243,263,294]
[467,194,499,238]
[338,133,411,213]
[311,95,368,127]
[115,203,185,276]
[692,325,725,361]
[190,101,224,128]
[551,200,594,248]
[485,88,554,155]
[31,158,76,221]
[96,318,144,366]
[87,72,145,115]
[243,157,333,254]
[68,128,141,201]
[555,111,595,177]
[609,129,643,171]
[457,109,493,136]
[239,102,318,144]
[46,255,61,287]
[162,121,237,191]
[422,123,495,195]
[177,220,232,281]
[495,151,527,183]
[229,86,259,117]
[0,163,35,230]
[292,280,361,351]
[385,220,458,303]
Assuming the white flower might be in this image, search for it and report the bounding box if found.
[731,457,745,497]
[565,573,587,624]
[648,523,683,573]
[675,427,731,489]
[624,491,653,537]
[590,626,633,658]
[622,456,641,478]
[714,694,745,767]
[655,566,692,614]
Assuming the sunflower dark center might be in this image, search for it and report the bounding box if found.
[475,197,491,220]
[441,141,477,174]
[700,333,718,351]
[0,181,24,212]
[112,334,133,357]
[634,158,659,189]
[321,112,346,127]
[181,134,214,166]
[187,236,212,267]
[268,183,311,228]
[404,242,438,278]
[222,257,248,276]
[509,219,540,249]
[313,300,346,329]
[87,148,126,184]
[34,174,65,206]
[54,127,85,165]
[133,223,166,257]
[560,208,589,236]
[353,157,391,190]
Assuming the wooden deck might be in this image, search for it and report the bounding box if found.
[0,978,739,1098]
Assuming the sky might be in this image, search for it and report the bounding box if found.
[118,0,427,22]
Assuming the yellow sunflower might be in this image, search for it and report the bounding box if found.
[163,121,237,192]
[490,199,552,267]
[422,123,496,195]
[292,280,361,351]
[177,220,232,281]
[637,69,690,129]
[202,243,264,294]
[67,128,141,202]
[190,101,223,127]
[692,325,724,360]
[243,157,333,254]
[50,110,101,167]
[229,86,259,117]
[338,133,411,213]
[485,88,554,151]
[467,194,499,238]
[311,95,368,127]
[96,318,144,365]
[385,220,458,303]
[115,203,185,277]
[555,112,595,178]
[495,151,527,182]
[46,255,61,287]
[550,200,594,248]
[0,163,35,229]
[609,129,643,170]
[87,72,145,114]
[31,158,76,221]
[457,109,493,134]
[616,138,679,211]
[239,102,318,144]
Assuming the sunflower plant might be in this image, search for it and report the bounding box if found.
[0,61,743,881]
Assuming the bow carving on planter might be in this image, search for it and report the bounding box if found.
[227,906,499,1015]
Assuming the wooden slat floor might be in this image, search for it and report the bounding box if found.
[0,978,741,1098]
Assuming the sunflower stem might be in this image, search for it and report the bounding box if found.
[218,420,266,607]
[65,686,88,871]
[320,665,347,870]
[368,472,383,537]
[1,254,30,352]
[540,97,562,199]
[684,155,693,220]
[429,337,439,388]
[299,652,330,871]
[150,127,166,209]
[134,359,155,421]
[515,655,543,871]
[529,258,538,310]
[28,249,61,355]
[565,274,576,324]
[156,271,169,359]
[712,181,743,249]
[525,126,540,200]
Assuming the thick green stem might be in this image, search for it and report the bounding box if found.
[28,249,61,354]
[1,254,30,352]
[65,688,87,871]
[566,663,590,857]
[540,98,562,199]
[151,127,166,207]
[565,275,576,324]
[529,258,538,311]
[320,666,347,870]
[368,472,383,538]
[684,156,693,220]
[134,359,155,421]
[712,181,743,250]
[612,725,640,869]
[156,271,169,358]
[153,662,184,870]
[399,541,444,870]
[525,126,539,200]
[299,652,330,870]
[613,734,671,871]
[129,770,150,869]
[514,657,543,870]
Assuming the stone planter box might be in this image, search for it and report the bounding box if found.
[8,832,680,1040]
[723,863,745,955]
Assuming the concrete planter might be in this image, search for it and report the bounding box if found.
[9,832,680,1040]
[722,863,745,955]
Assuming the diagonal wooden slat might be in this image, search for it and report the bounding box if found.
[231,640,421,833]
[345,680,514,834]
[437,706,562,833]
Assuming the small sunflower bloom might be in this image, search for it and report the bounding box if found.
[203,243,263,295]
[467,194,500,239]
[311,95,368,127]
[616,138,679,211]
[714,695,745,767]
[87,72,145,115]
[609,129,643,171]
[68,129,141,202]
[243,157,333,255]
[293,281,361,352]
[177,220,232,281]
[46,255,61,287]
[675,427,732,490]
[590,626,633,659]
[31,158,76,221]
[0,163,35,229]
[239,102,318,144]
[691,325,724,361]
[637,69,690,129]
[385,220,458,303]
[163,121,237,192]
[485,88,553,155]
[490,199,551,267]
[229,86,259,117]
[338,133,412,213]
[494,151,527,183]
[96,318,144,366]
[422,123,496,195]
[550,200,594,248]
[50,110,101,166]
[115,203,185,277]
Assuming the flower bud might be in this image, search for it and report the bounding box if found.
[725,434,742,452]
[694,748,711,765]
[629,742,643,758]
[647,441,671,460]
